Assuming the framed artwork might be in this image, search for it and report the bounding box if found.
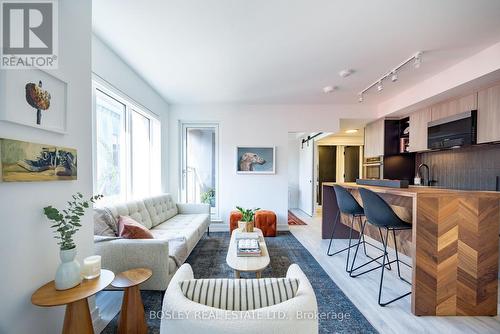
[0,69,67,134]
[0,138,77,182]
[236,146,276,174]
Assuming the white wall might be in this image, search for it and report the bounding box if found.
[169,104,373,230]
[92,34,170,192]
[287,134,300,209]
[0,1,92,333]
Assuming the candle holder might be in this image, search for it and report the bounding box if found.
[82,255,101,280]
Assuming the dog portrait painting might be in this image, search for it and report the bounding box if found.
[236,147,275,174]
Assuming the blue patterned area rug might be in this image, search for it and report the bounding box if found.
[102,231,377,334]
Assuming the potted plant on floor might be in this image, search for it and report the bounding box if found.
[201,188,215,207]
[43,193,102,290]
[235,206,260,232]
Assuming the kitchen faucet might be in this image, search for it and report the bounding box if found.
[418,163,431,186]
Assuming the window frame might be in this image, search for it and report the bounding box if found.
[92,75,161,202]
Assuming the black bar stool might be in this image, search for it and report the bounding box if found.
[350,188,411,306]
[327,185,390,273]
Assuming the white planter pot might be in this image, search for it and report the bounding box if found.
[55,248,82,290]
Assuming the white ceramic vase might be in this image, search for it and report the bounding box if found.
[55,247,82,290]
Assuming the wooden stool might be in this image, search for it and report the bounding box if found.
[111,268,152,334]
[31,269,115,334]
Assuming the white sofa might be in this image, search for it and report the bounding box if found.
[161,263,318,334]
[94,194,210,290]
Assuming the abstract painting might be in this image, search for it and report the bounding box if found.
[0,69,67,133]
[236,146,275,174]
[0,138,77,182]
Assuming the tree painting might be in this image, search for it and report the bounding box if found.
[25,80,51,125]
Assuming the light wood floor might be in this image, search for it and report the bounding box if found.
[289,208,500,334]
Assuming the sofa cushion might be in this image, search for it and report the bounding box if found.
[150,225,200,253]
[154,213,209,235]
[93,208,117,237]
[118,216,154,239]
[180,278,299,311]
[106,200,153,229]
[144,194,178,227]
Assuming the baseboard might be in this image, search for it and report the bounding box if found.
[208,223,229,232]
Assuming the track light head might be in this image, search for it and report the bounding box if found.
[391,71,398,82]
[377,81,383,92]
[414,52,422,69]
[358,94,363,103]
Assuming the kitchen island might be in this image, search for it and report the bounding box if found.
[322,182,500,316]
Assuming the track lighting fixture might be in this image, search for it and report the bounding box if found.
[357,51,423,102]
[391,71,398,82]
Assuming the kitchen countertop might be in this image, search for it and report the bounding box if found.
[322,182,500,198]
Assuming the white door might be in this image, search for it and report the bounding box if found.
[299,141,314,216]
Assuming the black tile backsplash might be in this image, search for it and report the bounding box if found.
[416,144,500,191]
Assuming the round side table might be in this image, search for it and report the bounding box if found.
[31,269,114,334]
[111,268,152,334]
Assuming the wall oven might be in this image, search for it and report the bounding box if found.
[363,156,383,179]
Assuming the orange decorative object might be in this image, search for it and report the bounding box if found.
[255,210,277,237]
[229,210,243,234]
[230,210,277,236]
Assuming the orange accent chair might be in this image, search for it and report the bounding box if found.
[229,210,277,237]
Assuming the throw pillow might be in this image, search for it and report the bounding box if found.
[118,215,154,239]
[93,208,117,237]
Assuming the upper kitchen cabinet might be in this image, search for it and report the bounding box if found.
[408,107,431,152]
[477,83,500,143]
[364,118,385,158]
[430,93,477,121]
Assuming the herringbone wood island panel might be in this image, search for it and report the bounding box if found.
[322,183,500,316]
[414,193,499,316]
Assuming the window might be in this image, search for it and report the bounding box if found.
[93,79,161,203]
[181,123,219,218]
[94,91,126,203]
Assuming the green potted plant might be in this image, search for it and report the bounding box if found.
[43,193,102,290]
[201,188,215,207]
[235,206,260,232]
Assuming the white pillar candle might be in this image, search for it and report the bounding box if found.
[82,255,101,280]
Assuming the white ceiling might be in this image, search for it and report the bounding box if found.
[93,0,500,105]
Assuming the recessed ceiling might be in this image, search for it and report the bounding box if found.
[93,0,500,105]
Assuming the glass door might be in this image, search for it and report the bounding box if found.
[181,123,219,218]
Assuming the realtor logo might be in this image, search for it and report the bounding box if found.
[1,0,58,69]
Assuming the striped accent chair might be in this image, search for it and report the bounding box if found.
[161,264,318,334]
[180,277,299,311]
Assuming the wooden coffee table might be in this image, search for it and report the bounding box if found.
[111,268,152,334]
[31,269,115,334]
[226,227,270,278]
